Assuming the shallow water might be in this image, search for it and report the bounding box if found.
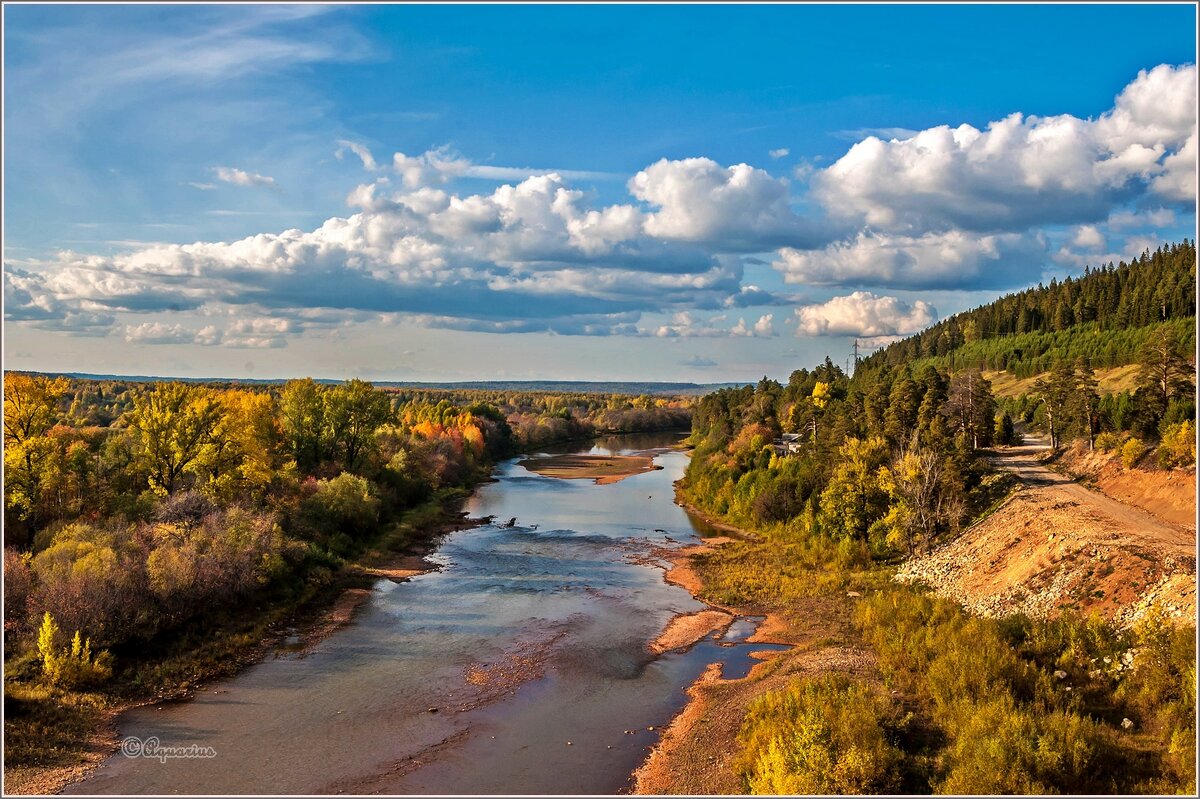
[68,433,782,795]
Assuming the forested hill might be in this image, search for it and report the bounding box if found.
[862,240,1196,377]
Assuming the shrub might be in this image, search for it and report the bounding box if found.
[36,612,113,689]
[1094,431,1122,453]
[938,697,1108,795]
[737,673,902,795]
[3,548,34,635]
[31,522,139,645]
[1157,421,1196,468]
[1162,397,1196,429]
[1118,613,1197,791]
[854,589,1128,793]
[153,490,216,526]
[303,472,380,538]
[1120,438,1147,469]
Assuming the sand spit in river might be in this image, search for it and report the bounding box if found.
[518,453,663,485]
[649,610,734,654]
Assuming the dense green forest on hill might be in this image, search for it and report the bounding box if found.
[864,241,1195,375]
[856,240,1196,450]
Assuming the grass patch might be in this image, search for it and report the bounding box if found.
[693,535,890,611]
[2,683,109,770]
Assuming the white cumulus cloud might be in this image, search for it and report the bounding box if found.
[629,157,827,250]
[813,64,1197,234]
[794,292,937,338]
[125,322,206,345]
[731,314,776,337]
[1069,225,1107,250]
[5,164,792,340]
[392,147,469,188]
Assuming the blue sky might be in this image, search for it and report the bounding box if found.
[4,3,1197,382]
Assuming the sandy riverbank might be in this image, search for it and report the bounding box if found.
[518,453,664,485]
[633,497,871,794]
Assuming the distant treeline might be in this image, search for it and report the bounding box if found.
[39,374,734,397]
[49,379,692,442]
[386,388,691,448]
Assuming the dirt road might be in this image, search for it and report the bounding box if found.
[990,435,1194,550]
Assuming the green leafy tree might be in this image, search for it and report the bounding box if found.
[944,369,996,449]
[994,412,1017,447]
[818,437,890,541]
[3,373,70,522]
[1073,360,1101,450]
[883,376,919,445]
[1136,327,1192,433]
[279,378,328,470]
[879,444,958,556]
[322,379,393,472]
[127,383,222,494]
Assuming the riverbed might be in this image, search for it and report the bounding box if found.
[66,433,784,795]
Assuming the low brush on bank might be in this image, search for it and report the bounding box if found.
[638,529,1196,795]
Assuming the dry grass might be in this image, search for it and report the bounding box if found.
[984,364,1143,399]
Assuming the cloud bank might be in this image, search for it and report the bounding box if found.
[5,64,1194,348]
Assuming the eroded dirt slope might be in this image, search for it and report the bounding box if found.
[896,439,1196,627]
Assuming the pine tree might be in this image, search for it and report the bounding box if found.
[1136,327,1192,419]
[1074,360,1101,451]
[1034,361,1076,448]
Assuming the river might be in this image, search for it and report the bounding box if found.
[67,433,783,795]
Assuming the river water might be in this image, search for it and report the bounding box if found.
[68,433,784,795]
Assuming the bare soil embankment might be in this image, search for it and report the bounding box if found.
[896,439,1196,627]
[1052,440,1196,529]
